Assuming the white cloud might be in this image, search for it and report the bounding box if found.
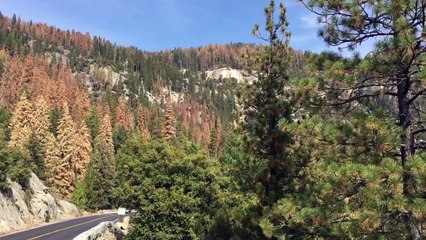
[299,15,318,29]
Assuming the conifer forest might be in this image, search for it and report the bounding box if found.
[0,0,424,239]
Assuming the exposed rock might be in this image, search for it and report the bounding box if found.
[145,88,184,105]
[98,224,124,240]
[28,173,58,222]
[89,65,125,86]
[0,173,80,234]
[57,199,80,217]
[0,183,29,233]
[45,52,69,65]
[74,221,125,240]
[96,229,117,240]
[114,216,129,235]
[204,67,256,83]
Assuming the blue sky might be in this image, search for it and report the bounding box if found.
[0,0,372,54]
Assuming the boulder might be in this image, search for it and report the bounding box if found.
[28,173,58,222]
[0,173,80,234]
[114,216,130,235]
[9,180,32,222]
[57,199,80,217]
[0,186,26,233]
[75,222,125,240]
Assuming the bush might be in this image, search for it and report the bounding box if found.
[0,147,31,191]
[71,181,89,210]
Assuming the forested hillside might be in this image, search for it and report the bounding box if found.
[0,10,311,156]
[0,0,424,239]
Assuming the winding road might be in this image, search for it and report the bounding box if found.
[0,214,124,240]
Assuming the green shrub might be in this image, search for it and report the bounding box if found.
[0,147,31,191]
[71,181,89,210]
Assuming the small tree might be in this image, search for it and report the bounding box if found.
[27,133,45,179]
[0,147,31,190]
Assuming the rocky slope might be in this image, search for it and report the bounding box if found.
[204,67,256,83]
[0,173,80,234]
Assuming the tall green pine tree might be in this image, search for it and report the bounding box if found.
[85,139,115,210]
[240,0,294,207]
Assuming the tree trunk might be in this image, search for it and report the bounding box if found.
[397,76,423,239]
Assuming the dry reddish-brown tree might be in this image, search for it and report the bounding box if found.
[45,133,70,197]
[32,96,51,149]
[74,120,92,181]
[115,97,134,131]
[97,114,115,155]
[137,105,151,139]
[209,117,223,157]
[161,97,176,141]
[0,14,93,53]
[28,58,50,101]
[199,106,212,147]
[9,93,34,148]
[0,54,51,109]
[70,87,91,125]
[56,102,77,197]
[0,55,24,109]
[175,97,219,147]
[54,66,81,114]
[0,52,90,117]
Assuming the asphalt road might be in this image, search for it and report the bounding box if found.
[0,214,123,240]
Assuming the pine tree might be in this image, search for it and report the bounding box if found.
[136,105,151,139]
[175,118,190,144]
[85,138,115,210]
[115,97,133,131]
[208,118,223,158]
[56,102,77,197]
[149,106,163,139]
[254,0,426,238]
[209,129,218,157]
[199,110,211,148]
[0,55,24,109]
[97,114,114,155]
[85,106,101,146]
[45,133,69,197]
[296,0,426,238]
[215,117,223,154]
[32,96,50,149]
[161,97,176,141]
[49,106,62,137]
[9,93,34,148]
[113,126,129,152]
[27,133,45,179]
[74,120,92,181]
[27,55,50,102]
[240,0,293,207]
